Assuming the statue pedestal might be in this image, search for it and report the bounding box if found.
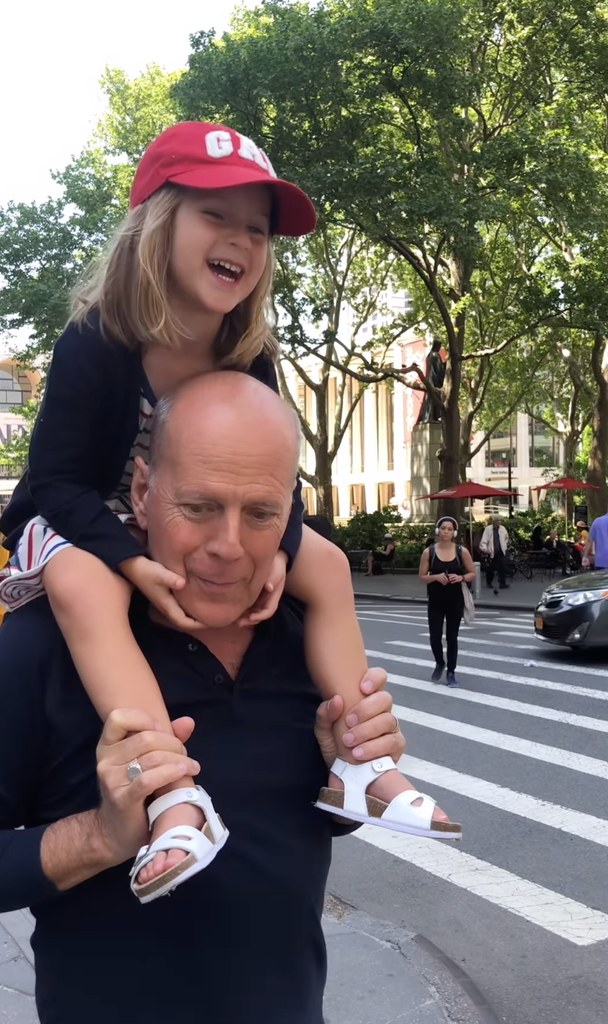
[410,422,442,521]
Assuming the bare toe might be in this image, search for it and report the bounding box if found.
[432,805,450,822]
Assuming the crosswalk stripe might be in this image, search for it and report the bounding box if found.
[354,826,608,946]
[420,631,537,651]
[375,670,608,733]
[365,648,608,702]
[491,630,535,638]
[456,636,543,651]
[357,608,530,624]
[388,639,608,680]
[357,615,431,626]
[391,701,608,779]
[401,756,608,846]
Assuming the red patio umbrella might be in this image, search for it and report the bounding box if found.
[534,476,600,525]
[534,476,600,492]
[419,482,517,553]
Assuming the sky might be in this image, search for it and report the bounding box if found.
[1,0,258,207]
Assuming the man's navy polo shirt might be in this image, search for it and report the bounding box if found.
[0,597,340,1024]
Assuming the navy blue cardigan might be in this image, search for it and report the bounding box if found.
[0,315,303,570]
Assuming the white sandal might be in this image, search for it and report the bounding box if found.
[315,757,462,839]
[130,786,229,904]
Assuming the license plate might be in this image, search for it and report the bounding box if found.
[534,615,543,631]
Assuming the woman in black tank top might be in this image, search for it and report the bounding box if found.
[418,516,476,686]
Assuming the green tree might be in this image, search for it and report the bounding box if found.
[0,399,39,470]
[176,0,607,514]
[0,64,180,362]
[274,226,406,517]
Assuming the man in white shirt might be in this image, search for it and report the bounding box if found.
[479,515,509,589]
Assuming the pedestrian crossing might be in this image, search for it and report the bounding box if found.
[354,600,608,948]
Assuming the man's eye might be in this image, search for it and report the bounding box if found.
[249,509,274,523]
[184,504,206,516]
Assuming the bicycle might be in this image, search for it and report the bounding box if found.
[504,547,533,580]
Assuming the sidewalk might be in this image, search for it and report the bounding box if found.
[0,900,495,1024]
[0,910,36,1024]
[352,567,551,610]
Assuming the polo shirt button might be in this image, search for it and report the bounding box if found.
[187,642,198,652]
[214,673,225,684]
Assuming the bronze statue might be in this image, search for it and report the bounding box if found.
[415,340,445,424]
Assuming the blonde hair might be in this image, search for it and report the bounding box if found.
[70,185,279,368]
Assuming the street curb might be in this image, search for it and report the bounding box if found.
[324,898,500,1024]
[354,591,537,613]
[0,909,35,967]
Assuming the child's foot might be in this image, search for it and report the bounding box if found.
[130,785,229,904]
[136,801,206,885]
[317,757,461,838]
[328,766,450,825]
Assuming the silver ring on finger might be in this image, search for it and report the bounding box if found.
[126,759,143,782]
[391,715,400,734]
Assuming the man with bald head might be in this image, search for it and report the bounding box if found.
[138,371,302,630]
[0,372,403,1024]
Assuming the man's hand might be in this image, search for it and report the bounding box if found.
[119,556,203,631]
[95,710,201,866]
[40,711,201,892]
[315,668,405,769]
[237,551,288,627]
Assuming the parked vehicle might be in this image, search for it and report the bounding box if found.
[534,570,608,648]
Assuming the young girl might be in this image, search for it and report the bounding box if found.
[0,122,461,904]
[419,516,476,687]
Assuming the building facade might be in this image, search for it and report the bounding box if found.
[282,317,563,519]
[0,359,39,509]
[0,340,563,522]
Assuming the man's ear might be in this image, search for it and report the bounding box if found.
[131,456,150,530]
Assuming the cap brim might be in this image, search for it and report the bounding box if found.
[167,165,316,237]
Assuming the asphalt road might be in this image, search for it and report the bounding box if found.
[327,600,608,1024]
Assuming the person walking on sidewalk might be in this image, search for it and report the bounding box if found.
[480,515,509,590]
[418,517,476,687]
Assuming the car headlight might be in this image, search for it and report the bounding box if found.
[563,590,608,606]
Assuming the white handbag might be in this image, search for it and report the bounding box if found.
[461,581,475,623]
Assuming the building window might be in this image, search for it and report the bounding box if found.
[376,384,394,471]
[296,384,311,467]
[350,388,365,473]
[529,417,559,468]
[485,419,517,469]
[0,369,26,412]
[378,482,393,509]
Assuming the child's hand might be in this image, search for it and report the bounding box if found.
[119,556,203,631]
[237,551,288,627]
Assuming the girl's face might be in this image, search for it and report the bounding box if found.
[438,520,455,542]
[168,184,271,320]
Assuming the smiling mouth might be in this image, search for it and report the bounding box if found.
[195,576,241,589]
[207,259,244,283]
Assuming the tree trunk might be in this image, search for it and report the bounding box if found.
[313,446,334,518]
[313,392,333,518]
[438,264,466,520]
[587,333,608,521]
[563,434,578,478]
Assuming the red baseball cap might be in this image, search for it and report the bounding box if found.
[130,121,317,237]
